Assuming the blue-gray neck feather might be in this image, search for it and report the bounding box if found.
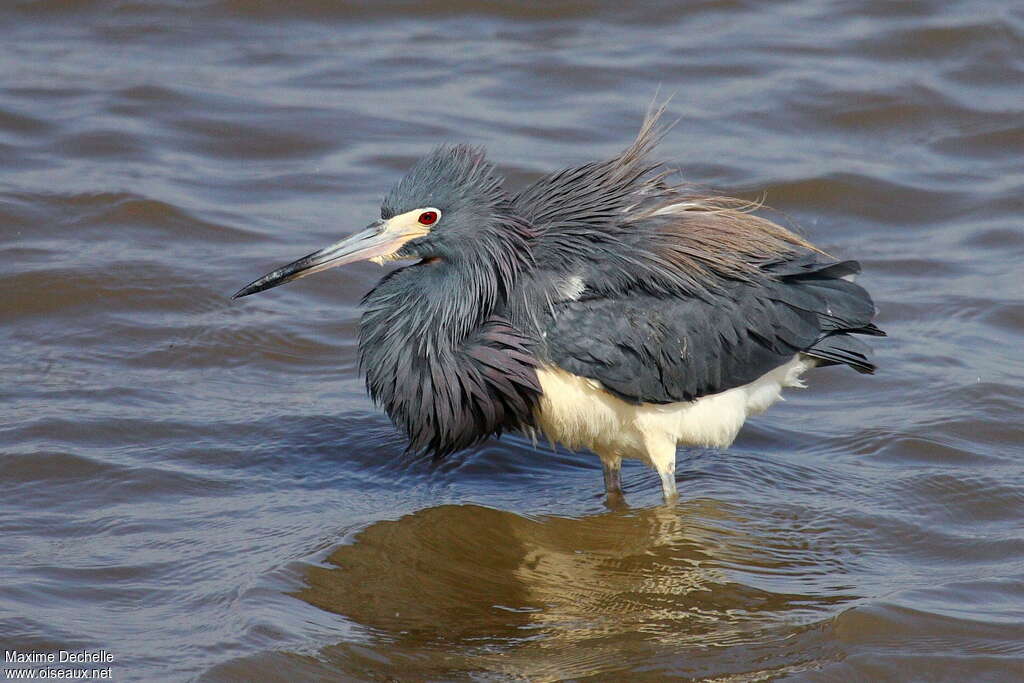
[360,179,540,456]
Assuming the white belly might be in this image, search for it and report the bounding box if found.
[532,355,814,467]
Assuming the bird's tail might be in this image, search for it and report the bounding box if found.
[767,256,886,374]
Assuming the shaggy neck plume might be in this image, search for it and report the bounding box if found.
[358,211,541,456]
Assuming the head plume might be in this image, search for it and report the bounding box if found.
[382,144,508,219]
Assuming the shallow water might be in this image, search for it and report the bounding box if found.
[2,1,1023,681]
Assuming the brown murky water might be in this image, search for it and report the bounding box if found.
[2,1,1023,681]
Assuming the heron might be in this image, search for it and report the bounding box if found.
[233,107,884,502]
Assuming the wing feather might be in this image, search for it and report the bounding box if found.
[543,258,883,404]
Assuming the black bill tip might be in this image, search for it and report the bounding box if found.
[231,268,293,299]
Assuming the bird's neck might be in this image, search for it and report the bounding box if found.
[357,236,541,455]
[364,215,535,347]
[361,258,503,350]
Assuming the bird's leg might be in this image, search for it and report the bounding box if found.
[644,436,680,503]
[659,468,679,501]
[598,451,625,507]
[602,456,622,495]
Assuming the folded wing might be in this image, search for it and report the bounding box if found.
[543,255,884,405]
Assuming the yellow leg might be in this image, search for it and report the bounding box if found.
[644,436,679,502]
[659,468,678,501]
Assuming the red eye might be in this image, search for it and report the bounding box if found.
[417,211,438,226]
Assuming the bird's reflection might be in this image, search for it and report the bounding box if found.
[296,500,847,680]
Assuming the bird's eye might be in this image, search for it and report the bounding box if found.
[417,211,438,226]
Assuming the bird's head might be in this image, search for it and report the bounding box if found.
[233,145,528,299]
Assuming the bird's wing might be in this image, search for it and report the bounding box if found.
[542,257,883,404]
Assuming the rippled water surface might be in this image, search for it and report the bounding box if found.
[2,1,1023,680]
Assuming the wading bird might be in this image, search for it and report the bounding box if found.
[234,108,884,502]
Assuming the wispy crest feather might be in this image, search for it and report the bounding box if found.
[513,104,818,298]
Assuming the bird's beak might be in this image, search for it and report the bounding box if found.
[233,218,421,299]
